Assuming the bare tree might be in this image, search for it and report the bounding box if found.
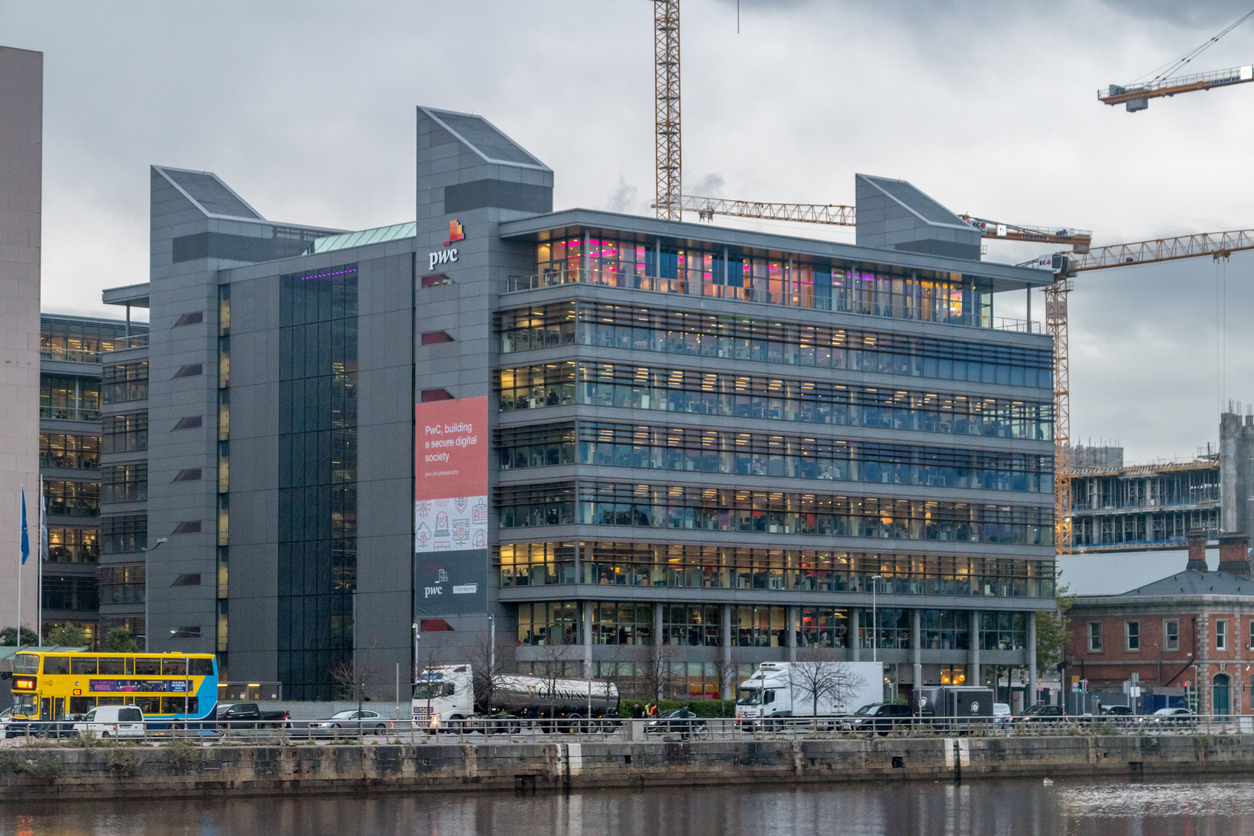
[641,642,680,704]
[535,641,576,719]
[329,634,389,742]
[470,625,516,714]
[790,647,867,716]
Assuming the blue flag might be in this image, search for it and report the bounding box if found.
[20,488,29,565]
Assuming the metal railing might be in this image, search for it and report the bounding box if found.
[4,713,1247,746]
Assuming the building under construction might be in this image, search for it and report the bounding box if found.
[1069,408,1254,553]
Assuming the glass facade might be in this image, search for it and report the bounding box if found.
[501,301,1051,388]
[500,422,1051,493]
[496,542,1056,598]
[101,361,148,405]
[41,375,102,421]
[40,432,101,470]
[276,264,358,701]
[523,235,994,328]
[498,362,1053,441]
[101,413,148,454]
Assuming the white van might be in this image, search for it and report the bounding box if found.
[73,705,146,738]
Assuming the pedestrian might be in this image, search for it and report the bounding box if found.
[632,702,644,719]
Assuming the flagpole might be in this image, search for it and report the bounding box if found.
[37,475,43,644]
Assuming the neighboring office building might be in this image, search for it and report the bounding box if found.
[0,46,43,637]
[38,314,148,646]
[1068,531,1254,715]
[104,107,1058,701]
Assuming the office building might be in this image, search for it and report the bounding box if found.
[104,107,1058,701]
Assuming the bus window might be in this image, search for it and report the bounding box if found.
[190,658,214,677]
[135,658,159,676]
[40,698,51,719]
[98,657,125,675]
[43,656,69,675]
[125,657,134,675]
[70,697,94,716]
[162,659,187,676]
[98,696,124,707]
[13,653,39,674]
[161,697,189,715]
[135,696,160,714]
[71,657,97,675]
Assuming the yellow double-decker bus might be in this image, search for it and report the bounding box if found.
[5,650,218,733]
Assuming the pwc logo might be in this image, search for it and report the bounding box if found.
[429,220,465,272]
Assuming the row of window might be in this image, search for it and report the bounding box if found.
[40,432,100,471]
[102,413,148,454]
[101,464,147,504]
[497,481,1054,546]
[48,527,99,564]
[41,375,102,421]
[499,362,1054,441]
[498,422,1052,493]
[102,361,148,404]
[528,236,995,327]
[45,480,99,518]
[1088,617,1254,653]
[517,601,1028,651]
[500,301,1050,388]
[498,542,1057,599]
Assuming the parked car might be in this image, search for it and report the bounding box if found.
[845,703,913,736]
[644,708,708,739]
[216,703,291,729]
[308,709,393,736]
[1102,705,1134,717]
[1144,707,1196,728]
[992,703,1011,723]
[73,705,146,739]
[1021,703,1065,722]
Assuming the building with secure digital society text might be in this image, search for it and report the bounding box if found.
[101,107,1057,702]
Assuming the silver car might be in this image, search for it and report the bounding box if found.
[308,709,394,736]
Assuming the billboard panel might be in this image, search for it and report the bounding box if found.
[414,396,489,553]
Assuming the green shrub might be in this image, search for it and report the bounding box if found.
[107,747,141,778]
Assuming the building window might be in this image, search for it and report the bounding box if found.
[1216,619,1228,651]
[40,433,101,470]
[42,374,103,420]
[1164,619,1179,652]
[1125,620,1140,651]
[103,413,148,453]
[102,514,146,555]
[980,611,1027,651]
[101,463,148,504]
[940,665,967,685]
[1088,621,1102,652]
[1249,619,1254,650]
[662,604,723,647]
[101,361,148,404]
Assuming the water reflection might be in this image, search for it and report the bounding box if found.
[4,779,1254,836]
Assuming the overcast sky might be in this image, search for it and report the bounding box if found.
[5,0,1254,462]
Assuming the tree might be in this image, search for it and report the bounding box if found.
[0,626,38,647]
[328,634,389,742]
[640,642,680,703]
[790,648,867,716]
[104,627,141,653]
[1035,582,1074,672]
[535,641,576,719]
[470,624,515,714]
[45,623,88,648]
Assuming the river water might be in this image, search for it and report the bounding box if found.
[4,778,1254,835]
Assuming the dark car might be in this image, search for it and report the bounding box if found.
[1102,705,1134,716]
[846,703,913,736]
[1022,703,1065,722]
[216,703,291,730]
[644,708,708,740]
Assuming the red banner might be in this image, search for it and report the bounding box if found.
[414,396,488,553]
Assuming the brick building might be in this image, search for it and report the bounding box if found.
[1068,531,1254,715]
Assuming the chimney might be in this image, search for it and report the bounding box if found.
[1218,531,1251,578]
[1187,528,1208,572]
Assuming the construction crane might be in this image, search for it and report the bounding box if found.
[654,0,681,221]
[1099,8,1254,112]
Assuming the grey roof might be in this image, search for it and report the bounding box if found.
[158,167,262,220]
[309,221,415,254]
[422,107,548,169]
[1118,570,1254,598]
[857,174,971,230]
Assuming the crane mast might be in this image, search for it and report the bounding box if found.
[654,0,682,221]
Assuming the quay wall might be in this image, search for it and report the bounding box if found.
[2,735,1253,802]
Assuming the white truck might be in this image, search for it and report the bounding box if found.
[735,661,883,727]
[412,664,619,729]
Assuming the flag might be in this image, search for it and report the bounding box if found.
[20,488,29,565]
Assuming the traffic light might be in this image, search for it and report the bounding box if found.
[1076,680,1085,694]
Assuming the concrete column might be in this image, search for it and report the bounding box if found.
[911,608,922,692]
[970,610,981,687]
[851,609,861,662]
[582,601,593,677]
[788,605,797,663]
[722,603,732,699]
[654,602,663,646]
[1027,611,1037,707]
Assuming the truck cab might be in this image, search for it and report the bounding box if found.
[412,665,474,727]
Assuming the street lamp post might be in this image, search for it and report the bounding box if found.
[140,538,169,652]
[871,575,883,664]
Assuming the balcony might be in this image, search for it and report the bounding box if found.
[41,406,102,422]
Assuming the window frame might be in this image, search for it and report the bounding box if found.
[1124,620,1140,652]
[1087,621,1103,653]
[1164,618,1180,652]
[1215,618,1228,651]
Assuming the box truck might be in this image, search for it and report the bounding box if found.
[734,661,883,726]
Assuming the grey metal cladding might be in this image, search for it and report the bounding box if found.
[893,238,983,261]
[171,231,319,264]
[159,169,262,219]
[444,179,553,214]
[855,173,981,260]
[425,109,545,167]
